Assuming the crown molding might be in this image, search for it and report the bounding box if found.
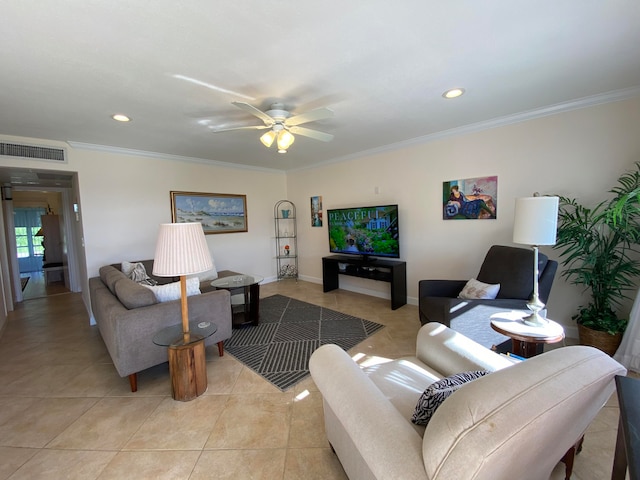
[67,86,640,174]
[65,141,284,174]
[290,86,640,173]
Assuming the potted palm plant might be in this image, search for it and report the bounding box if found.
[554,162,640,355]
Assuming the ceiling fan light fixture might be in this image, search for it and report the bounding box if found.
[277,130,295,150]
[260,130,276,147]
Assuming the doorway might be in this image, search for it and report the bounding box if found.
[12,191,71,300]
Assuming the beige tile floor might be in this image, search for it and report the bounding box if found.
[0,279,631,479]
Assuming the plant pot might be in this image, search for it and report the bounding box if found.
[577,324,622,356]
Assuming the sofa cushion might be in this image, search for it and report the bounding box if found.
[99,265,128,295]
[412,370,490,426]
[114,277,158,309]
[143,277,201,303]
[458,278,500,300]
[363,357,442,435]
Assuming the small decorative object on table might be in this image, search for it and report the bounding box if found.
[284,245,290,256]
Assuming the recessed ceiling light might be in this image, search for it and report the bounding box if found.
[442,88,465,99]
[112,114,131,122]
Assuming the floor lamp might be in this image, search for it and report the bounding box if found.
[152,223,213,342]
[513,194,559,327]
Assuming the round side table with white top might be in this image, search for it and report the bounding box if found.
[490,310,565,358]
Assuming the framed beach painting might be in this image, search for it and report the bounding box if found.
[443,176,497,220]
[170,191,248,234]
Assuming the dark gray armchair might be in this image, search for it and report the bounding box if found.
[418,245,558,348]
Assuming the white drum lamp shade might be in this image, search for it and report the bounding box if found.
[513,196,559,246]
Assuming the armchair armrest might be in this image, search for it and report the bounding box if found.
[415,323,513,376]
[310,344,428,480]
[418,279,467,298]
[418,280,468,326]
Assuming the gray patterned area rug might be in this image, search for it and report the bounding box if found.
[225,294,385,391]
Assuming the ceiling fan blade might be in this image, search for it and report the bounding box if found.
[289,126,334,142]
[285,107,334,126]
[232,102,275,126]
[211,125,270,133]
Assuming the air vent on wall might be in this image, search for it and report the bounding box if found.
[0,142,66,163]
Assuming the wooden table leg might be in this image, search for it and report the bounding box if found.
[612,415,628,479]
[167,339,207,401]
[511,340,545,358]
[561,435,584,479]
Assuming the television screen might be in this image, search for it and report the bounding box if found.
[327,204,400,258]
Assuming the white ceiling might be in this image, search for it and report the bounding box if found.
[1,1,640,173]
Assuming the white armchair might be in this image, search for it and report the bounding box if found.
[310,322,626,480]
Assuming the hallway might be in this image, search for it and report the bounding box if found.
[20,270,70,300]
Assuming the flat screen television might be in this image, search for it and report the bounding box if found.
[327,204,400,259]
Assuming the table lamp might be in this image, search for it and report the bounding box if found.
[513,194,559,327]
[153,223,213,342]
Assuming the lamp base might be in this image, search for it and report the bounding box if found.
[522,311,549,327]
[524,288,547,327]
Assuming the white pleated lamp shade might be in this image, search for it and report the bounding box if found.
[152,223,213,277]
[513,196,560,246]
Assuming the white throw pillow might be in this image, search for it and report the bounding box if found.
[143,277,201,303]
[458,278,500,300]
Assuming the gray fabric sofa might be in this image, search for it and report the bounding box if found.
[89,260,232,392]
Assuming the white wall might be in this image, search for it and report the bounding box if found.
[286,96,640,337]
[71,148,287,278]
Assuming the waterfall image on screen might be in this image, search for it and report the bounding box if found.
[327,204,399,258]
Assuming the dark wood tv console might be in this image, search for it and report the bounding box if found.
[322,255,407,310]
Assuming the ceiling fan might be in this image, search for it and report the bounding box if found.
[212,102,334,153]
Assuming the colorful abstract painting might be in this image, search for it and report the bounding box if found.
[443,176,497,220]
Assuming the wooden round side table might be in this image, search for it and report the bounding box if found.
[490,311,565,358]
[153,320,217,401]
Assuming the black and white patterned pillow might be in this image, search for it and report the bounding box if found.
[411,370,490,426]
[121,261,157,285]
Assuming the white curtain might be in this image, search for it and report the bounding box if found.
[614,288,640,373]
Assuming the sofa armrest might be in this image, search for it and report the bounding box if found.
[415,323,513,376]
[310,344,428,480]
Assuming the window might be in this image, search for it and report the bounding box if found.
[14,208,46,263]
[15,226,44,258]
